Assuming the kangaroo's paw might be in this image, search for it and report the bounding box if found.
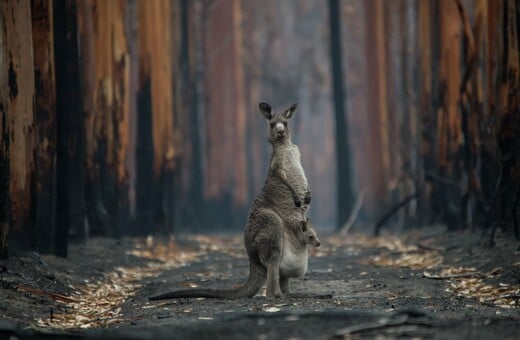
[304,190,312,204]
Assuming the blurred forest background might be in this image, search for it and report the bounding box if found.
[1,0,519,258]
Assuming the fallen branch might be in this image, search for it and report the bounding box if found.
[339,189,366,235]
[334,313,409,336]
[335,311,435,337]
[417,242,459,252]
[285,293,333,299]
[374,193,419,236]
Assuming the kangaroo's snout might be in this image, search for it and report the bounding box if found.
[275,122,285,137]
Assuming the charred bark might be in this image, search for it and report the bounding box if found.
[53,0,87,256]
[135,77,154,235]
[0,4,11,259]
[0,0,37,257]
[31,0,57,254]
[329,0,354,230]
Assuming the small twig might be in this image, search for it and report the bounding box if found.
[422,271,481,280]
[65,263,94,274]
[339,189,366,235]
[16,284,77,303]
[417,241,445,252]
[374,193,419,236]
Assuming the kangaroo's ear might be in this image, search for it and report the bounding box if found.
[300,220,307,232]
[282,103,297,119]
[259,102,273,120]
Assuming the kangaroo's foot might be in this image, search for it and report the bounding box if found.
[266,290,284,299]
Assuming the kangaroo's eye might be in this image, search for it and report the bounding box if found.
[283,122,288,127]
[270,123,275,128]
[310,236,315,240]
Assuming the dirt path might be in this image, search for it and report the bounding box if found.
[0,229,519,339]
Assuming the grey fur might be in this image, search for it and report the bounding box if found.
[149,103,315,301]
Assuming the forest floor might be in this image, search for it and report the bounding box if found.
[0,227,519,339]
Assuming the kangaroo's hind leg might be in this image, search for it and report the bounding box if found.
[249,210,285,299]
[262,249,283,298]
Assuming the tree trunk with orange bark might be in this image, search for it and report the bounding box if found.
[136,0,180,234]
[76,0,133,237]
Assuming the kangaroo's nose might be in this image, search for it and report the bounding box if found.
[276,122,285,132]
[315,241,321,247]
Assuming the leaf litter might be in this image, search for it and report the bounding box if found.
[338,233,519,310]
[29,231,518,331]
[36,235,216,329]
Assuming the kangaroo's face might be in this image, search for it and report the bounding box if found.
[259,102,297,142]
[300,218,321,247]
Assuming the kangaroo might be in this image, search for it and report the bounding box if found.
[149,103,316,300]
[260,102,311,207]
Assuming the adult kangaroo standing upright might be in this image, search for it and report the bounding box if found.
[149,102,316,300]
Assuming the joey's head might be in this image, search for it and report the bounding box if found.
[259,102,298,144]
[300,218,321,247]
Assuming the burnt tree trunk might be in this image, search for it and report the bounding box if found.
[31,0,57,254]
[53,0,87,256]
[136,0,177,234]
[329,0,354,230]
[174,0,204,231]
[201,0,248,230]
[417,0,436,225]
[0,1,12,259]
[77,0,132,237]
[0,0,37,257]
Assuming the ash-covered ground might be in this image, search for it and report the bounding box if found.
[1,227,519,339]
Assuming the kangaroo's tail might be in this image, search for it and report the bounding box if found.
[149,262,266,300]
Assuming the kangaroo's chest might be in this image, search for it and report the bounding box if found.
[279,242,309,278]
[279,145,308,186]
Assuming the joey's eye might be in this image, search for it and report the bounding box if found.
[270,123,275,128]
[309,236,315,241]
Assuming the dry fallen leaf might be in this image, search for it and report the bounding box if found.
[263,307,281,313]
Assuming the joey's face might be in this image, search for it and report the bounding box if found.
[300,219,321,247]
[307,229,321,247]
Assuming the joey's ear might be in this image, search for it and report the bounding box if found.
[300,220,307,232]
[282,103,297,119]
[259,102,273,120]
